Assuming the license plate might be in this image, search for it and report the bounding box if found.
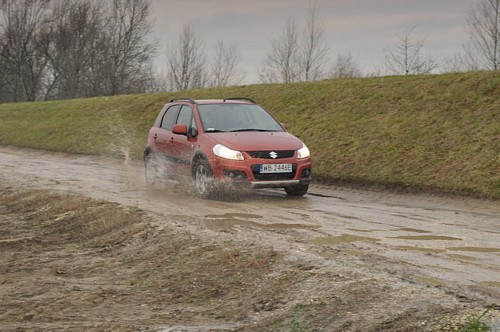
[260,163,292,173]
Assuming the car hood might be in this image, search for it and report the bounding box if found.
[207,131,304,151]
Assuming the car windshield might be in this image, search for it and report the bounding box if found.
[197,104,285,133]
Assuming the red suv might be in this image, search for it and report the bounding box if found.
[144,98,312,199]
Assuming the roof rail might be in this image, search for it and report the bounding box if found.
[170,98,197,104]
[224,97,257,104]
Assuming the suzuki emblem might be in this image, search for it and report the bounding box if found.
[269,151,278,159]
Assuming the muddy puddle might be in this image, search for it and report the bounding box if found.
[203,213,320,233]
[446,247,500,253]
[390,235,462,241]
[311,234,379,245]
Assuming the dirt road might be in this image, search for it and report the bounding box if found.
[1,146,499,331]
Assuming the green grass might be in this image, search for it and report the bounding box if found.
[0,71,498,198]
[459,306,494,332]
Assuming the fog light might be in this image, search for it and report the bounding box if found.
[301,168,311,178]
[223,170,248,180]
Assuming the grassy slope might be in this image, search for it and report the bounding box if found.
[0,71,498,198]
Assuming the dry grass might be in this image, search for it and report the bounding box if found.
[0,187,145,247]
[126,238,288,309]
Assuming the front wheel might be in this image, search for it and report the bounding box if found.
[193,159,215,199]
[284,184,309,197]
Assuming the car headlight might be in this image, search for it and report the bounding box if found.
[297,144,310,159]
[213,144,244,161]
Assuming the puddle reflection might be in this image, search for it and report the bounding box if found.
[446,247,500,253]
[390,235,461,241]
[203,212,320,232]
[311,234,379,245]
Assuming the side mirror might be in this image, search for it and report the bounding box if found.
[172,123,188,135]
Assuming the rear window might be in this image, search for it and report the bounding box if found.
[161,105,180,130]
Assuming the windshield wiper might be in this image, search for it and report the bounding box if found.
[204,128,227,133]
[229,128,275,132]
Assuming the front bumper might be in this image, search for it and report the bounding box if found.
[249,179,311,189]
[210,156,312,188]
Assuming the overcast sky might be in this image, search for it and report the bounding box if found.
[149,0,476,83]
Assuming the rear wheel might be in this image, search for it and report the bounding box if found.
[193,158,215,199]
[284,183,309,197]
[144,153,159,185]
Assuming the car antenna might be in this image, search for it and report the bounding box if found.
[219,88,226,102]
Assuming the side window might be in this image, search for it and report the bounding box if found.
[190,115,197,131]
[176,105,193,127]
[161,105,180,130]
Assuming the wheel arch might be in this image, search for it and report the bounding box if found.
[143,146,153,161]
[191,151,210,178]
[143,146,153,158]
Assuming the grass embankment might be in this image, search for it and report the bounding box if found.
[0,71,498,198]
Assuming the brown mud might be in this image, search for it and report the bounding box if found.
[0,146,499,331]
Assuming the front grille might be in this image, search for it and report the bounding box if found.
[246,150,295,159]
[251,164,297,181]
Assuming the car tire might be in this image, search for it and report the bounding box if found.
[284,184,309,197]
[144,153,159,185]
[193,158,215,199]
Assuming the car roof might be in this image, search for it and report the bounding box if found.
[196,99,245,105]
[169,98,256,105]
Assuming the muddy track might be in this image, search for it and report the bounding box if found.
[1,145,499,330]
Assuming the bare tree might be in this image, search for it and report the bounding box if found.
[384,26,438,75]
[100,0,157,95]
[0,49,10,101]
[257,60,279,84]
[209,41,244,88]
[467,0,499,70]
[143,66,168,92]
[0,0,158,102]
[166,24,208,91]
[260,1,330,84]
[259,16,300,83]
[300,0,329,81]
[0,0,51,101]
[44,0,103,99]
[330,53,362,78]
[443,43,482,73]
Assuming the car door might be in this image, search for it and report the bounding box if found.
[170,104,198,175]
[154,104,180,162]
